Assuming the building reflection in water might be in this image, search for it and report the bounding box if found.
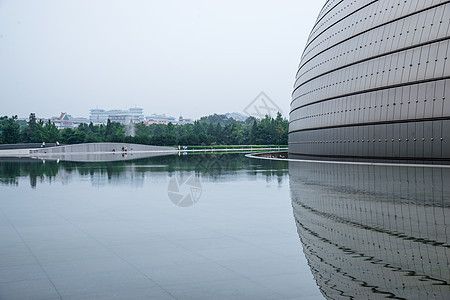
[289,161,450,299]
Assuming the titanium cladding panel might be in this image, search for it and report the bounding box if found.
[289,0,450,161]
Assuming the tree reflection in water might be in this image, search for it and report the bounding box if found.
[0,153,288,188]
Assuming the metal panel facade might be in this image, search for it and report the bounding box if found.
[289,0,450,161]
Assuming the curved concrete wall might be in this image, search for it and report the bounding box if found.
[30,143,177,162]
[289,0,450,161]
[32,143,175,154]
[0,143,59,150]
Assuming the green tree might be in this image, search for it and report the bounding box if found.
[163,123,177,145]
[1,111,289,146]
[274,112,288,144]
[42,121,60,143]
[215,123,223,143]
[164,134,177,145]
[60,128,75,144]
[105,119,113,138]
[149,134,164,145]
[21,113,43,143]
[249,121,258,144]
[85,133,100,143]
[103,119,125,142]
[165,122,175,135]
[77,123,90,133]
[69,131,86,144]
[0,116,20,144]
[110,126,125,142]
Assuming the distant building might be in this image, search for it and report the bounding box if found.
[18,116,48,124]
[89,107,144,125]
[177,115,194,125]
[144,114,177,125]
[51,113,89,129]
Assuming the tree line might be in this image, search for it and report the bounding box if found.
[0,112,288,146]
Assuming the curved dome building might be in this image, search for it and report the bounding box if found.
[289,0,450,161]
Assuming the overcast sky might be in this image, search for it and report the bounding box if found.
[0,0,324,120]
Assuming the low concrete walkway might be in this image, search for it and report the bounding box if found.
[0,143,177,158]
[0,143,287,158]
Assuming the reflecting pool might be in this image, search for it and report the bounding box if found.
[1,154,449,299]
[0,154,321,299]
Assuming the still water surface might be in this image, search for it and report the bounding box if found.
[290,160,450,299]
[0,153,449,299]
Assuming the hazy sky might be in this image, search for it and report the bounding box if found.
[0,0,324,120]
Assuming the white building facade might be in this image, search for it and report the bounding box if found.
[89,107,144,125]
